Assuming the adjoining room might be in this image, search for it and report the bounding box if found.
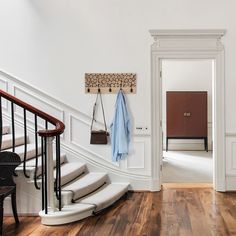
[161,59,213,184]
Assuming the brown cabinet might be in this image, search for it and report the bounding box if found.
[166,91,208,151]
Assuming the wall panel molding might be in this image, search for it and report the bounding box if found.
[226,136,236,176]
[0,70,94,122]
[126,141,145,169]
[0,76,9,110]
[69,114,120,167]
[60,141,151,179]
[12,85,65,139]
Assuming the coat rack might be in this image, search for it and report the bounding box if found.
[85,73,136,94]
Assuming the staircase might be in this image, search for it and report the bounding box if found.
[0,90,129,225]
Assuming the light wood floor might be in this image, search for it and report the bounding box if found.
[3,186,236,236]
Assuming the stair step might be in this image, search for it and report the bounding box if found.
[6,143,42,162]
[1,133,26,150]
[58,162,86,186]
[39,203,95,225]
[2,125,10,134]
[77,183,129,212]
[62,172,108,201]
[17,153,66,174]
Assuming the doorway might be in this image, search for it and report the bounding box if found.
[149,29,226,192]
[161,59,213,184]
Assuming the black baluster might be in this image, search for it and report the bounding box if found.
[34,115,40,189]
[23,108,30,178]
[0,97,2,151]
[56,135,62,211]
[41,136,44,211]
[44,137,48,214]
[11,102,15,152]
[55,134,59,200]
[55,145,58,200]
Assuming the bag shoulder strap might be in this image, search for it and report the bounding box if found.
[90,91,107,131]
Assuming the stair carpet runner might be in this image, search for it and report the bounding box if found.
[1,125,129,224]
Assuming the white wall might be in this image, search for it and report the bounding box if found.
[0,0,236,189]
[1,0,236,131]
[162,59,213,150]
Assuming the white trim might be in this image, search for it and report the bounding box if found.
[126,141,146,169]
[60,142,150,179]
[0,77,9,110]
[12,85,65,137]
[150,29,226,192]
[226,133,236,137]
[149,29,226,38]
[68,114,120,167]
[225,136,236,176]
[0,70,92,121]
[13,85,65,122]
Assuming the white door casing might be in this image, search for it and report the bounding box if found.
[149,29,226,191]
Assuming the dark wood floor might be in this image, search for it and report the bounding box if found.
[3,187,236,236]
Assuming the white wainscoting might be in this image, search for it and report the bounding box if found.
[127,141,145,169]
[226,135,236,190]
[226,135,236,176]
[69,114,119,166]
[13,85,65,130]
[125,136,151,176]
[0,70,152,190]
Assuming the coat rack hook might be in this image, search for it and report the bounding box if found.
[120,82,123,90]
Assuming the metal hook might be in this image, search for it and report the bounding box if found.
[130,82,133,93]
[120,82,123,90]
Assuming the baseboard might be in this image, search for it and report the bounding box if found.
[162,183,213,189]
[149,178,161,191]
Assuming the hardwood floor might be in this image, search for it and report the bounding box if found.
[3,187,236,236]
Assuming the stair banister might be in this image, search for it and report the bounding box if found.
[0,89,65,136]
[0,89,65,214]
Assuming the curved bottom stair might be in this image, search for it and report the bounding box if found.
[1,124,130,225]
[76,183,129,213]
[40,183,129,225]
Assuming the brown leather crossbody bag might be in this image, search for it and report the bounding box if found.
[90,91,109,144]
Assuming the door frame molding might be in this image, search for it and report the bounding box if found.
[149,29,226,191]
